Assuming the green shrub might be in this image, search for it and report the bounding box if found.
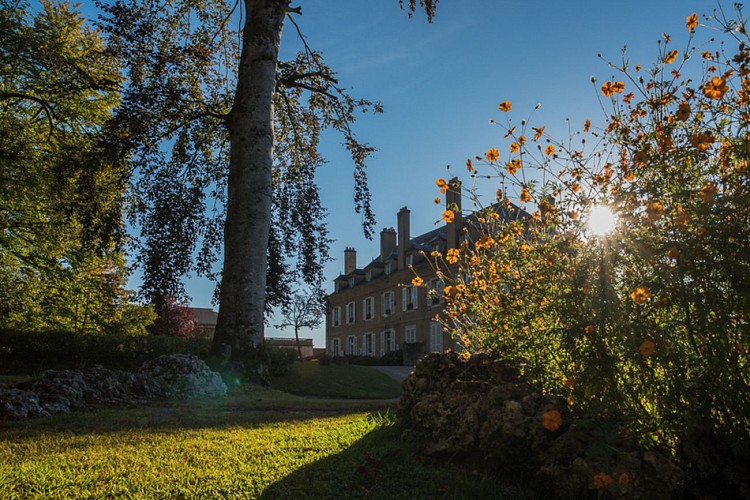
[418,7,750,467]
[0,329,210,373]
[266,347,298,376]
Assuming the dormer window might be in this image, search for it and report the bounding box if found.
[348,278,355,288]
[385,262,392,275]
[366,270,372,282]
[407,254,414,266]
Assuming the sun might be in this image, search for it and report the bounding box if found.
[587,205,618,237]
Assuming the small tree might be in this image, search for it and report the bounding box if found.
[275,291,324,360]
[148,296,199,338]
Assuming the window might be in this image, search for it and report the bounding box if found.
[346,301,356,324]
[382,291,395,316]
[363,297,374,321]
[403,285,418,311]
[427,279,445,307]
[348,335,357,355]
[331,306,341,327]
[430,322,443,353]
[407,253,414,266]
[404,324,417,344]
[362,333,375,356]
[385,262,392,275]
[331,338,341,356]
[366,270,372,282]
[348,277,355,288]
[381,329,396,353]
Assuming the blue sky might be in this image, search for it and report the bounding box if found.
[81,0,709,346]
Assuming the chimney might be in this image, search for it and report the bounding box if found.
[344,247,357,275]
[380,227,397,262]
[397,207,411,270]
[446,177,463,249]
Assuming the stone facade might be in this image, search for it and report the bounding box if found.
[327,179,493,365]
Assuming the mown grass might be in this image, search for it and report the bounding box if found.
[0,384,511,499]
[271,361,403,399]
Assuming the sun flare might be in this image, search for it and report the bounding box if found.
[587,205,618,237]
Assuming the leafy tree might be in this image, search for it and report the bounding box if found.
[0,0,146,333]
[275,290,324,359]
[96,0,439,362]
[428,7,750,468]
[148,296,199,337]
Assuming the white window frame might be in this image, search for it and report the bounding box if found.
[407,253,414,266]
[346,301,356,324]
[331,306,342,327]
[362,332,375,357]
[331,338,341,356]
[427,279,445,307]
[348,278,355,288]
[366,270,372,282]
[405,324,417,344]
[363,296,374,321]
[382,291,395,317]
[430,322,443,353]
[403,285,418,311]
[385,262,392,275]
[348,335,357,355]
[381,329,396,353]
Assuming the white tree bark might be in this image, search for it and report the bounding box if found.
[213,0,290,359]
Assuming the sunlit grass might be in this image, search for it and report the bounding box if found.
[0,386,510,499]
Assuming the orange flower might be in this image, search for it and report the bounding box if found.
[664,49,679,64]
[631,286,651,304]
[676,101,691,121]
[545,145,556,156]
[532,126,545,141]
[446,248,460,264]
[619,472,630,486]
[442,210,455,223]
[466,158,474,172]
[436,178,448,194]
[412,276,423,287]
[498,101,512,112]
[486,148,500,162]
[584,325,595,335]
[686,13,699,31]
[646,201,664,220]
[584,119,591,132]
[703,77,728,100]
[520,187,531,203]
[700,182,718,203]
[639,339,656,357]
[496,188,503,201]
[601,81,625,97]
[475,235,495,250]
[690,132,715,151]
[593,473,614,490]
[571,182,581,193]
[434,197,441,204]
[509,142,520,153]
[667,245,680,259]
[542,410,563,431]
[505,158,520,174]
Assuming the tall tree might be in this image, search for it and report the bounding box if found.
[0,0,142,332]
[97,0,439,363]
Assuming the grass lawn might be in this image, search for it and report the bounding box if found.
[0,383,511,499]
[270,361,403,399]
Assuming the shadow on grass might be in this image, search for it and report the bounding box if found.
[0,386,396,441]
[259,418,521,500]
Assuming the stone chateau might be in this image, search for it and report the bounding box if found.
[325,179,522,364]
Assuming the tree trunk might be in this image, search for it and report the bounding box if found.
[294,326,303,360]
[212,0,290,361]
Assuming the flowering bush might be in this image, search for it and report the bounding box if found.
[426,8,750,468]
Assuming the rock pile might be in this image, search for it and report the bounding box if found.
[399,352,684,499]
[0,354,226,420]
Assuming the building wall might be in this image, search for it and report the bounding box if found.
[326,260,456,363]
